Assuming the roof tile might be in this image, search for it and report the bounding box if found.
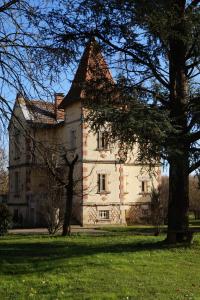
[59,38,114,108]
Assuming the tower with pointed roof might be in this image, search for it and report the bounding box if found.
[58,38,160,225]
[8,39,160,226]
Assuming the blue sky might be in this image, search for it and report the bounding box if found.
[0,0,174,175]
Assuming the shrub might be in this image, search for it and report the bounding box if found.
[0,204,11,235]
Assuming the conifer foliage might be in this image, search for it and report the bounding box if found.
[32,0,200,243]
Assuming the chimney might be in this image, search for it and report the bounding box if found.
[16,92,25,105]
[54,93,64,121]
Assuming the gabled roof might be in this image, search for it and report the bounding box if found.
[26,100,59,125]
[59,38,114,108]
[14,95,64,127]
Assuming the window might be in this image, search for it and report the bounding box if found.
[14,129,20,159]
[124,175,129,194]
[99,210,110,220]
[141,181,148,193]
[14,171,19,194]
[70,129,76,149]
[31,140,36,163]
[97,131,108,150]
[97,174,107,193]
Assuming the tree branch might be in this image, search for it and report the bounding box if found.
[136,86,169,107]
[94,31,170,90]
[189,147,200,153]
[0,0,19,12]
[188,131,200,144]
[63,153,78,167]
[189,160,200,174]
[187,59,200,71]
[188,113,200,131]
[186,0,200,12]
[43,155,65,187]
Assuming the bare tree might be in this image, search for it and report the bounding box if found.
[150,176,170,235]
[159,176,200,222]
[34,141,80,236]
[159,176,169,223]
[0,148,8,195]
[39,171,64,235]
[37,142,95,236]
[61,154,79,236]
[189,176,200,219]
[0,0,62,134]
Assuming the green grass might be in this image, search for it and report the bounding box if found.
[190,220,200,227]
[1,232,200,300]
[97,218,200,234]
[96,225,166,235]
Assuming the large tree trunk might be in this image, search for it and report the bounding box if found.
[62,154,78,236]
[166,0,190,243]
[167,153,189,243]
[62,184,73,236]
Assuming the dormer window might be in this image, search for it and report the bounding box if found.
[97,131,108,150]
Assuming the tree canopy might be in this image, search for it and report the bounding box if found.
[33,0,200,172]
[33,0,200,243]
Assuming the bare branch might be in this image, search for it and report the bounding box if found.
[188,131,200,144]
[0,0,19,13]
[94,31,170,89]
[189,160,200,174]
[186,0,200,12]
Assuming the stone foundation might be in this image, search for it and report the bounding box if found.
[82,203,151,225]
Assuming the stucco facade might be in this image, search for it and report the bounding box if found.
[8,39,161,227]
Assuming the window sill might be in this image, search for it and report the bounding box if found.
[97,191,111,195]
[139,192,150,196]
[96,148,109,152]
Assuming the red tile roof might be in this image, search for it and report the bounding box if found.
[59,38,114,108]
[25,100,64,126]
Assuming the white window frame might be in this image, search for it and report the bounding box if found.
[141,180,148,193]
[99,210,110,220]
[97,173,107,193]
[97,131,108,150]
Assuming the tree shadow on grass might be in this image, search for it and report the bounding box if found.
[0,235,193,276]
[97,227,167,235]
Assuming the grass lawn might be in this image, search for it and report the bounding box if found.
[0,232,200,300]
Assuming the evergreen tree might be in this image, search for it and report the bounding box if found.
[36,0,200,243]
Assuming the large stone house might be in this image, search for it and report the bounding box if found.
[8,40,161,227]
